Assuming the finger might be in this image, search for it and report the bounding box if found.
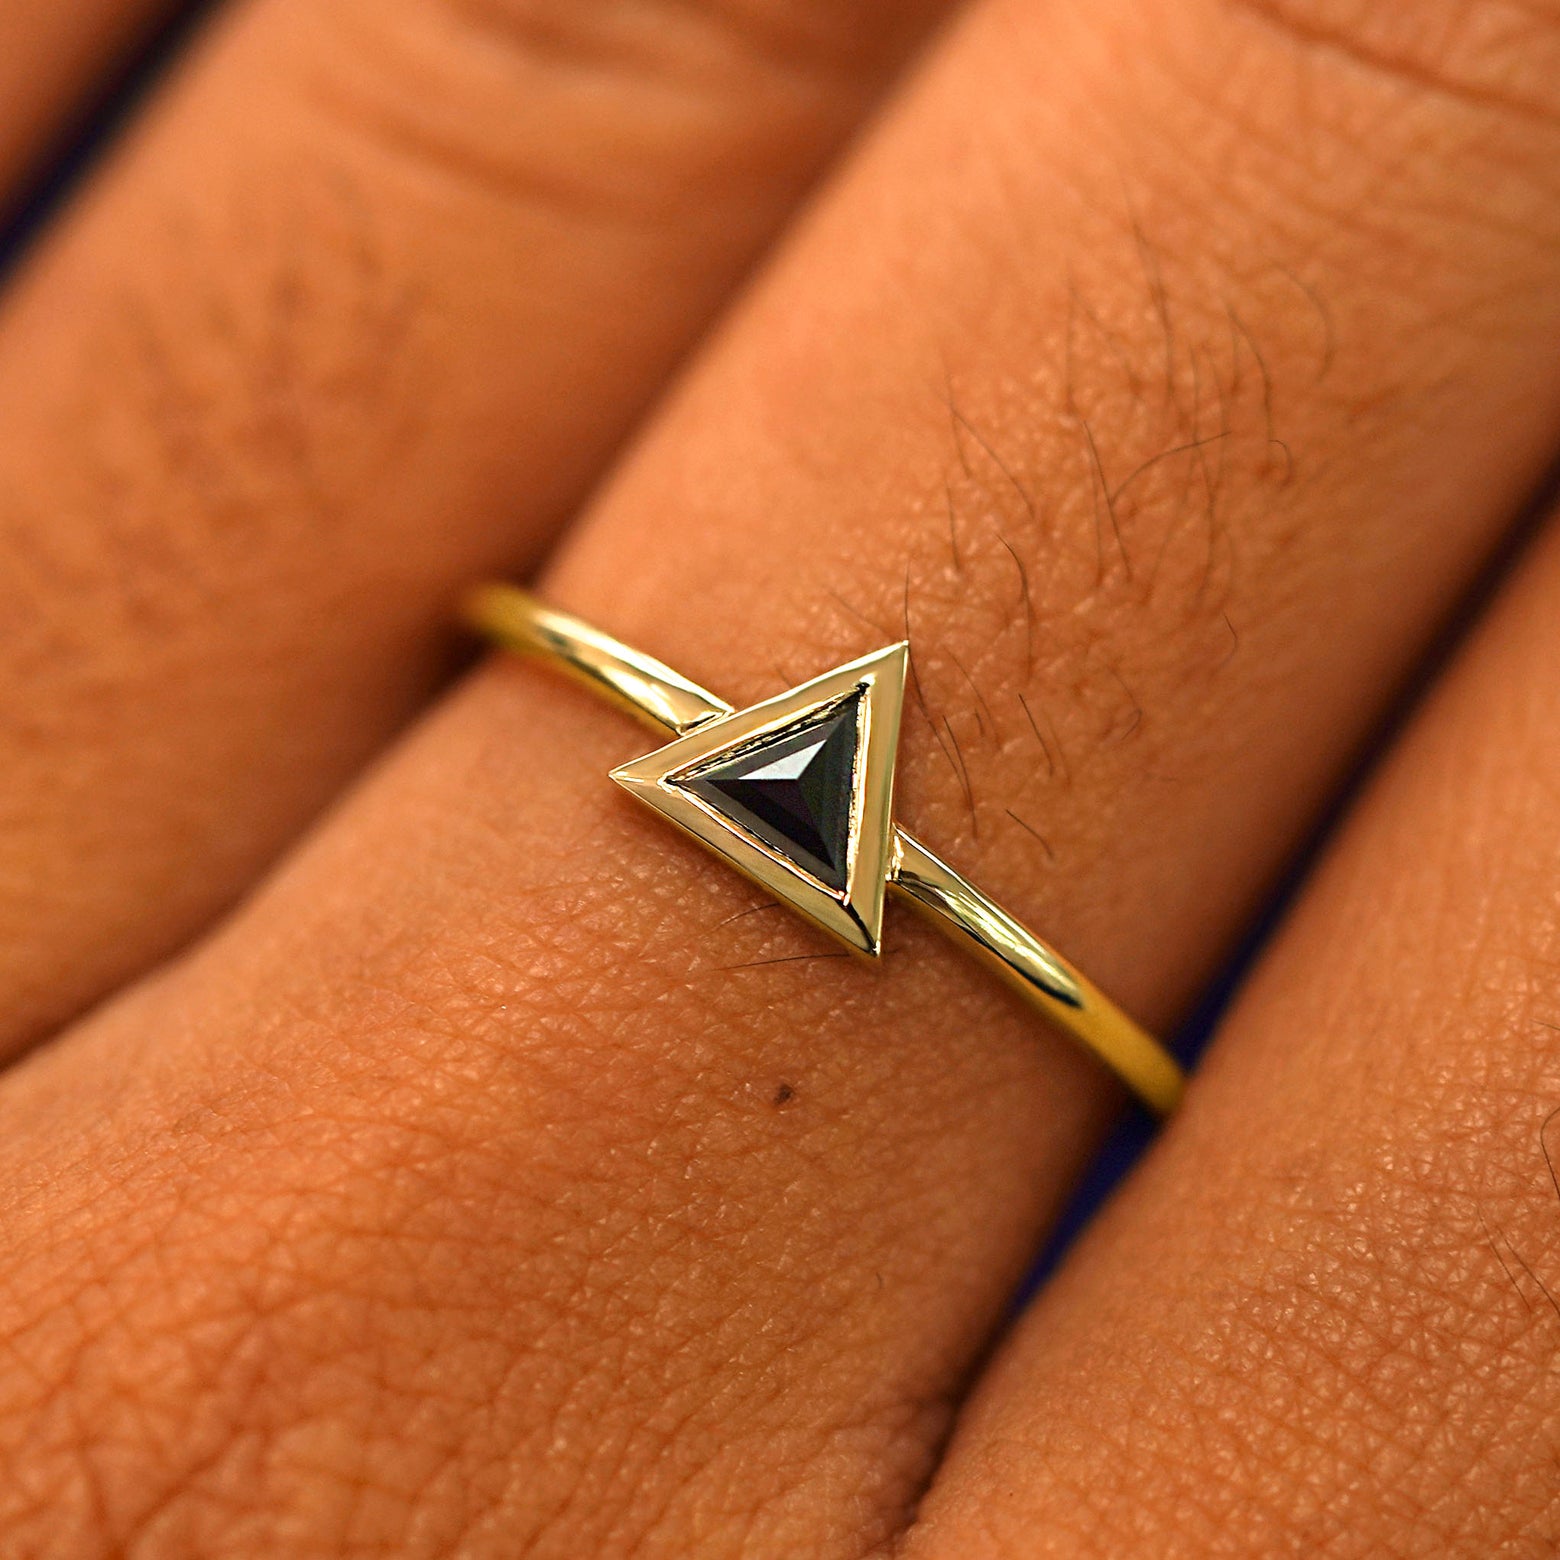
[0,0,183,209]
[0,0,953,1052]
[900,502,1560,1560]
[8,0,1560,1552]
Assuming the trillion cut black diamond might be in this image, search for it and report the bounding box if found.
[681,695,861,891]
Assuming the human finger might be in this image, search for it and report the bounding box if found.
[6,0,1560,1551]
[0,0,951,1054]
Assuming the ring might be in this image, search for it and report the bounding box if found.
[465,585,1186,1117]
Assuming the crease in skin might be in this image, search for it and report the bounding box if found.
[318,0,948,230]
[444,0,907,90]
[1230,0,1560,131]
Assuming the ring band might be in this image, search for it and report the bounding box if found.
[465,585,1185,1118]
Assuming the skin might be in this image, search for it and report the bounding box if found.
[0,0,949,1051]
[907,517,1560,1555]
[0,0,1558,1555]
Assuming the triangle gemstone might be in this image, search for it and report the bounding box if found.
[679,695,861,892]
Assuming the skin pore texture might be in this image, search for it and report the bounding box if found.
[0,0,1559,1555]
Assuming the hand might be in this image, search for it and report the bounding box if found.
[1,0,1557,1554]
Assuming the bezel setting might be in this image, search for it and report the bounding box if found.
[610,644,909,956]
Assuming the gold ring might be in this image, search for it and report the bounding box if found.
[465,584,1185,1118]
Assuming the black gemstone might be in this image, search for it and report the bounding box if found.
[682,696,860,891]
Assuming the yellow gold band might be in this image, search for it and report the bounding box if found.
[466,584,1185,1118]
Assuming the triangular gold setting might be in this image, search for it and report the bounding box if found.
[611,644,908,956]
